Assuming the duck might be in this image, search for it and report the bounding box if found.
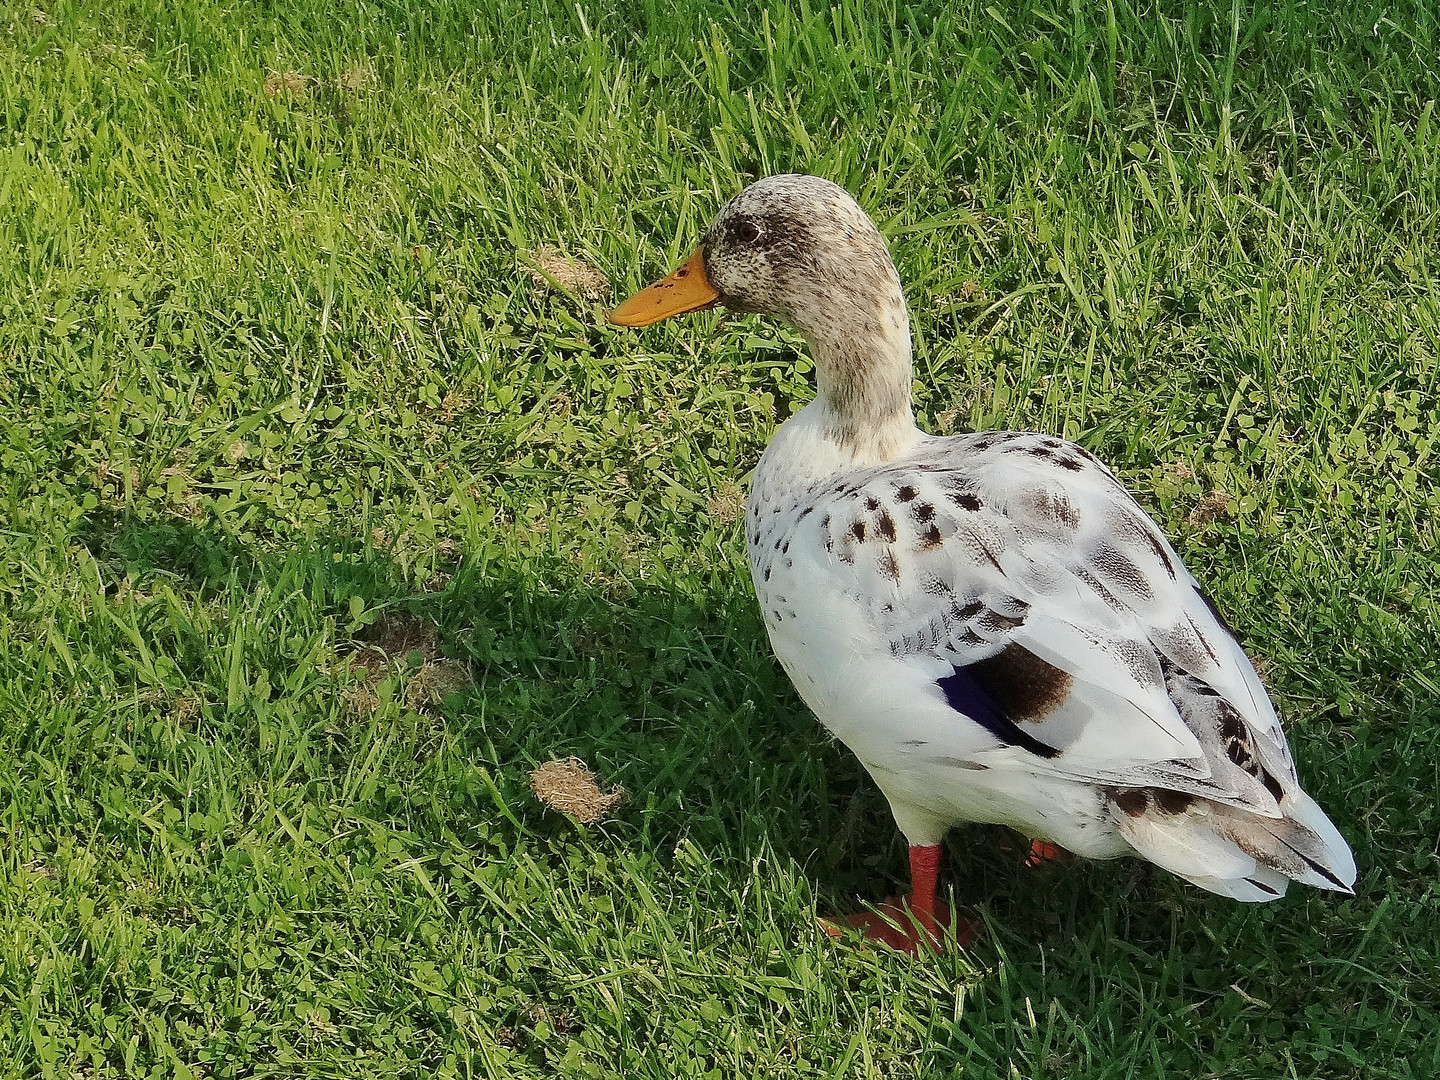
[608,174,1355,954]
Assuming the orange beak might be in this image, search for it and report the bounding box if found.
[607,248,721,327]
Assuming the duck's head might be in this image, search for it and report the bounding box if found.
[609,174,915,457]
[609,174,905,338]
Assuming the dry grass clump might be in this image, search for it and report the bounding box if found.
[526,246,609,299]
[342,681,382,719]
[404,658,470,708]
[931,278,987,311]
[530,758,623,823]
[340,613,469,717]
[1188,489,1232,528]
[705,481,746,524]
[263,70,310,98]
[335,61,377,93]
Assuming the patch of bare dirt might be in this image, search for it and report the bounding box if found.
[340,613,469,717]
[364,612,441,661]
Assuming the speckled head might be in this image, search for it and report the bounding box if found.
[699,174,904,335]
[609,174,918,460]
[609,174,906,343]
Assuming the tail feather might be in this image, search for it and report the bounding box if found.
[1115,808,1257,884]
[1110,789,1355,902]
[1187,865,1290,902]
[1276,789,1357,891]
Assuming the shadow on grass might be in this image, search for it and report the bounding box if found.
[66,509,1073,912]
[63,506,1372,968]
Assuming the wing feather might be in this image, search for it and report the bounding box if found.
[751,432,1289,810]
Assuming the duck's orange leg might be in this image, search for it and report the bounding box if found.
[821,845,978,955]
[1024,839,1074,867]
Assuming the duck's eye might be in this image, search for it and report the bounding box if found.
[734,220,762,244]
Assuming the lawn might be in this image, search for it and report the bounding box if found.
[2,0,1438,1075]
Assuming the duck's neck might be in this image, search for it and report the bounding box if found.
[797,280,918,464]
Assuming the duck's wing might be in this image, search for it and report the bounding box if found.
[760,431,1293,809]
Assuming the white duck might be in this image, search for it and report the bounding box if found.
[609,174,1354,953]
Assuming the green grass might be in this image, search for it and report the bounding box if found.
[2,0,1439,1075]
